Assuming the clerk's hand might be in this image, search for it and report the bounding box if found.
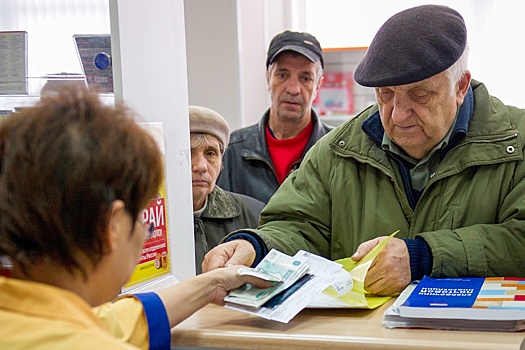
[202,240,256,272]
[208,265,275,305]
[351,237,411,296]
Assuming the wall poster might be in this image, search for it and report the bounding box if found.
[122,122,172,292]
[0,31,28,95]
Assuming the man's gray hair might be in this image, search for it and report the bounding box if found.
[446,43,470,96]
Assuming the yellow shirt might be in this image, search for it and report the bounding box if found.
[0,276,169,349]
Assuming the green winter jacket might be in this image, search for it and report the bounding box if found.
[238,80,525,278]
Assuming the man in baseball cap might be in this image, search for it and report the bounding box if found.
[216,30,333,204]
[266,30,324,69]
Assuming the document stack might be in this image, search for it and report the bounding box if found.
[383,276,525,332]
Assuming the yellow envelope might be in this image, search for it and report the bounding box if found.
[323,230,399,308]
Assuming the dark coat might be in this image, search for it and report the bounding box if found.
[194,186,264,273]
[216,108,333,203]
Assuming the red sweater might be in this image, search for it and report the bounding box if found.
[266,120,314,184]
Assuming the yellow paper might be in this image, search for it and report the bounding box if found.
[323,230,399,308]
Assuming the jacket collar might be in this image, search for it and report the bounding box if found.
[328,80,521,169]
[201,186,241,219]
[240,108,331,161]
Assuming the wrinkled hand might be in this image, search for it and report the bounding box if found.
[209,265,275,305]
[202,240,256,272]
[351,237,411,296]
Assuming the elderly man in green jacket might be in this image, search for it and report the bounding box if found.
[202,5,525,295]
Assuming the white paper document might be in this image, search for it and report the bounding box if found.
[224,249,353,323]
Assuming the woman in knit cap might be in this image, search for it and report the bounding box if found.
[189,106,265,274]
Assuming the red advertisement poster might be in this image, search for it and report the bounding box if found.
[314,72,354,115]
[123,196,170,290]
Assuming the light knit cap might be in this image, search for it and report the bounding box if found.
[188,106,230,149]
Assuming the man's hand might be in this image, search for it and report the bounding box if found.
[202,240,256,272]
[351,237,411,296]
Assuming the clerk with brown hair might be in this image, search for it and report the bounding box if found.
[0,88,271,349]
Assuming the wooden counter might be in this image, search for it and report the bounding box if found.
[171,300,525,349]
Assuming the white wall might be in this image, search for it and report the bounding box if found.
[305,0,525,108]
[238,0,270,127]
[184,0,245,130]
[185,0,310,129]
[186,0,525,130]
[0,0,110,77]
[110,0,195,282]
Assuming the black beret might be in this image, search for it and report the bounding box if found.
[266,30,324,68]
[354,5,467,87]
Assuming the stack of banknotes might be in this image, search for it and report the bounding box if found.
[224,249,311,308]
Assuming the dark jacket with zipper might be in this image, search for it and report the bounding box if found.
[216,108,333,203]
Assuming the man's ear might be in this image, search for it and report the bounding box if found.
[105,200,126,254]
[313,75,324,101]
[317,74,324,90]
[266,69,271,92]
[456,70,472,105]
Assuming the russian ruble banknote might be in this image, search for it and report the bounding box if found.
[224,249,310,308]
